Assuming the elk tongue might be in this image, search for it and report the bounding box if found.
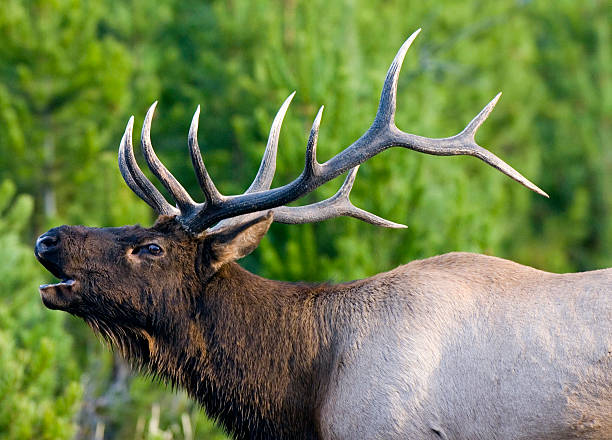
[39,279,77,310]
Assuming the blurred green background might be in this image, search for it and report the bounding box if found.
[0,0,609,438]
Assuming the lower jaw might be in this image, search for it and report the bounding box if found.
[40,292,65,310]
[39,280,77,311]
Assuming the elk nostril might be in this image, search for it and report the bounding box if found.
[41,236,57,246]
[36,233,59,251]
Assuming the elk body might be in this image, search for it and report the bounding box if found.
[34,30,611,439]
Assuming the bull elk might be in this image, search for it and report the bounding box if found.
[34,29,611,439]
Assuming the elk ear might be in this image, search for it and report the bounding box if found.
[206,212,273,270]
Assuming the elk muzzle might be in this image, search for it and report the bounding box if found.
[35,228,79,311]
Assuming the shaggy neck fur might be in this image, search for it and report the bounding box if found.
[112,263,343,440]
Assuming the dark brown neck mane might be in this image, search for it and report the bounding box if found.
[135,263,341,440]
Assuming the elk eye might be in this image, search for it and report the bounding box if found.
[132,243,163,256]
[146,244,162,255]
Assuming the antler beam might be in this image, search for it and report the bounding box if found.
[271,166,407,228]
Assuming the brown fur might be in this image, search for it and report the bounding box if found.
[35,216,351,439]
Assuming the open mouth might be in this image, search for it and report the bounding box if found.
[40,278,76,290]
[39,276,79,309]
[39,279,79,311]
[35,256,79,311]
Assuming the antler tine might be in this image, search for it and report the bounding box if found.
[455,92,548,197]
[118,116,178,216]
[140,29,547,233]
[363,30,548,197]
[272,166,407,228]
[461,92,502,138]
[188,105,223,205]
[118,117,148,203]
[205,93,296,234]
[141,102,197,212]
[208,105,327,233]
[373,28,422,128]
[303,106,324,179]
[247,92,296,193]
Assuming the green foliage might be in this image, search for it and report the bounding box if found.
[0,180,81,439]
[0,0,170,229]
[0,0,609,438]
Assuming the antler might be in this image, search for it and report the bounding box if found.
[119,28,547,235]
[270,166,406,228]
[208,102,406,233]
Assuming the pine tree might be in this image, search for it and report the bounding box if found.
[0,180,81,439]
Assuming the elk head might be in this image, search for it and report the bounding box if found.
[34,29,546,364]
